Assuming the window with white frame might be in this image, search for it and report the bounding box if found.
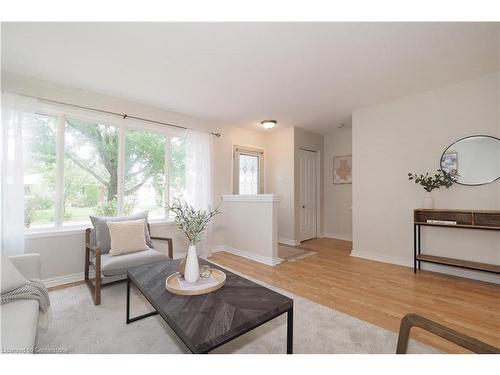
[23,110,186,230]
[233,145,264,194]
[23,114,58,228]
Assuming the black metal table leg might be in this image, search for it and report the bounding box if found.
[287,308,293,354]
[126,275,158,324]
[126,276,130,323]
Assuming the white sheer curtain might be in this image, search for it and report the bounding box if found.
[184,129,214,258]
[1,93,37,255]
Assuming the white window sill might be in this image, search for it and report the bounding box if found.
[24,218,176,239]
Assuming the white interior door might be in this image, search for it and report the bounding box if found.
[299,150,317,242]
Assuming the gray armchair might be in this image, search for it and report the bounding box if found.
[84,223,173,305]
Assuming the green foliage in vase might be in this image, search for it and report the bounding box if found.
[407,170,457,192]
[168,198,220,246]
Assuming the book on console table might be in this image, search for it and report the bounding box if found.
[426,219,457,225]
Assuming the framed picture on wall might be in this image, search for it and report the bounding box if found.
[333,155,352,184]
[441,151,458,176]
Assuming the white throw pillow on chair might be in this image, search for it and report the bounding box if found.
[107,219,149,256]
[1,253,27,294]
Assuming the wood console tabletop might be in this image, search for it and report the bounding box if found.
[413,209,500,275]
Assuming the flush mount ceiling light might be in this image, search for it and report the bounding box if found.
[261,120,277,129]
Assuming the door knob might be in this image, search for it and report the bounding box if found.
[302,205,305,208]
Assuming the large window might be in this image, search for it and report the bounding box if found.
[64,118,119,222]
[124,129,166,219]
[23,114,58,228]
[233,145,264,194]
[169,136,186,206]
[23,110,186,230]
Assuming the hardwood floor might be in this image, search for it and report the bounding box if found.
[208,238,500,353]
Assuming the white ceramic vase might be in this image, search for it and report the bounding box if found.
[423,191,434,209]
[184,244,200,283]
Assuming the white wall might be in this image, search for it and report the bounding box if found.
[323,129,353,241]
[266,127,295,243]
[210,126,268,247]
[2,71,269,282]
[215,126,268,199]
[25,223,183,285]
[216,195,280,266]
[352,74,500,284]
[235,126,325,246]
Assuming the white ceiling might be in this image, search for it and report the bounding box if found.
[1,22,499,134]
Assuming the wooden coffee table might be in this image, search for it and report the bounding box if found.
[126,259,294,354]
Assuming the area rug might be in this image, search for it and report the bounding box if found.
[35,272,439,354]
[278,243,317,262]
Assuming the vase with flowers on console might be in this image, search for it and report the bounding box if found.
[408,170,456,209]
[423,191,434,209]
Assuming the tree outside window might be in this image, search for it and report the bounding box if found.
[24,114,185,228]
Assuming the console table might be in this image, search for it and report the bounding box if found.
[413,209,500,274]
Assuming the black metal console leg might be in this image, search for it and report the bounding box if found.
[413,224,417,273]
[417,225,421,270]
[126,276,158,324]
[287,308,293,354]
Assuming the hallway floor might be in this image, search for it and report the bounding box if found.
[209,238,500,353]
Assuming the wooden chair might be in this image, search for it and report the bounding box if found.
[396,313,500,354]
[84,223,173,305]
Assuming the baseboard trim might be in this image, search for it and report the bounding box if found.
[278,237,300,246]
[42,245,281,288]
[420,262,500,284]
[351,250,500,284]
[322,233,353,242]
[212,245,282,266]
[43,272,85,288]
[350,250,411,268]
[211,245,225,254]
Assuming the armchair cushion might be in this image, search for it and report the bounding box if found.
[107,219,149,256]
[90,211,153,253]
[100,248,168,276]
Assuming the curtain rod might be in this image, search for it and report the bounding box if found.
[15,93,222,137]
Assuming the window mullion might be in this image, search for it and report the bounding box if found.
[117,127,125,215]
[164,135,170,218]
[55,115,65,227]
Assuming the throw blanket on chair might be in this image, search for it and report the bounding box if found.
[1,279,50,312]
